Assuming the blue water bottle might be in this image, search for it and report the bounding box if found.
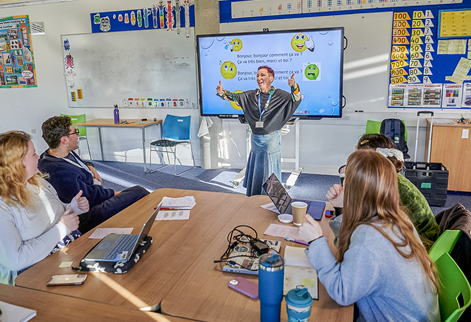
[113,104,120,124]
[259,253,284,322]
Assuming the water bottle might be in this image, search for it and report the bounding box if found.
[259,253,284,322]
[113,104,120,124]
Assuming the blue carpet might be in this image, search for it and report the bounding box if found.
[93,161,471,215]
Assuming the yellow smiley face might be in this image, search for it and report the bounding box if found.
[230,38,243,51]
[220,61,237,79]
[291,33,307,52]
[230,90,243,110]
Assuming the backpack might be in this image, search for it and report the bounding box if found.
[380,118,409,158]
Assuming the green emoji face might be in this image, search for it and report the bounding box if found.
[304,64,319,80]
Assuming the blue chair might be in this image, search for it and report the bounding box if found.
[149,115,195,176]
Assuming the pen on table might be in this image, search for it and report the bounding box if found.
[160,208,181,211]
[284,237,309,246]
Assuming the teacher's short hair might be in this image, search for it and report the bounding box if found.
[258,66,274,78]
[42,116,72,149]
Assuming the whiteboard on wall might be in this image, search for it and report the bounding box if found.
[61,28,198,108]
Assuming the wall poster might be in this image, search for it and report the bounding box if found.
[0,15,36,88]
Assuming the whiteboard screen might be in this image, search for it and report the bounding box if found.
[62,28,198,108]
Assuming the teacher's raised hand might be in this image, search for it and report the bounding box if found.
[288,73,295,87]
[216,80,224,94]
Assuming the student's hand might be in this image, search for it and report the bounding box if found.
[74,190,89,212]
[60,206,80,231]
[299,215,324,242]
[288,73,295,87]
[87,165,103,184]
[114,191,121,196]
[326,184,344,208]
[216,80,224,94]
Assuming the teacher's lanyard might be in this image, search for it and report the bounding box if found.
[256,93,272,128]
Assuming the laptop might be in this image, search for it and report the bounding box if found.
[262,173,325,220]
[82,206,159,262]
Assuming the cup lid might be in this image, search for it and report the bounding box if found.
[286,287,313,306]
[259,253,284,270]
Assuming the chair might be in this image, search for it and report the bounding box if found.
[428,230,462,262]
[435,252,471,322]
[61,114,92,160]
[365,120,381,135]
[149,115,195,176]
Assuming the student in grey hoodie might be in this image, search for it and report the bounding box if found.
[299,149,439,322]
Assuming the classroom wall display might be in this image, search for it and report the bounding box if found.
[197,27,344,119]
[388,7,471,109]
[221,0,461,22]
[0,15,36,88]
[61,28,197,109]
[90,1,194,37]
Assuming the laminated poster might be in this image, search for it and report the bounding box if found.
[0,15,36,88]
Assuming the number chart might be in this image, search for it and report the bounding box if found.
[389,8,471,109]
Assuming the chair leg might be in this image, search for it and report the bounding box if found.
[174,142,196,177]
[148,146,171,174]
[85,138,92,160]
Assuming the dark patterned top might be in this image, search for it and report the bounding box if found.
[218,84,302,135]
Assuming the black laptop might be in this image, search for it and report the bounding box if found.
[262,173,325,220]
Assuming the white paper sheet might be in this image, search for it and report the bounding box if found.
[156,209,190,220]
[263,224,300,239]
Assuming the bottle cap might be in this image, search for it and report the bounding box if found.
[286,287,313,306]
[259,253,284,271]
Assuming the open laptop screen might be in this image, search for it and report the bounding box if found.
[262,173,292,214]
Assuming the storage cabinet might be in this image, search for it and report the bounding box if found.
[425,119,471,192]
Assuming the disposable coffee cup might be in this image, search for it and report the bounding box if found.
[285,287,313,322]
[291,202,308,226]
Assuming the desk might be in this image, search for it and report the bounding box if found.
[0,284,189,322]
[75,118,162,172]
[15,189,353,322]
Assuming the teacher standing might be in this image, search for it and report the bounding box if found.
[216,66,302,196]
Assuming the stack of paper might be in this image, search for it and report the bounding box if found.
[283,245,318,299]
[0,301,37,322]
[156,196,196,220]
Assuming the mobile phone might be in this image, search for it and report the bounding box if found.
[325,210,334,218]
[47,274,87,286]
[228,277,258,299]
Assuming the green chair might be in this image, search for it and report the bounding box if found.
[428,230,462,262]
[365,120,382,134]
[60,114,92,160]
[435,252,471,322]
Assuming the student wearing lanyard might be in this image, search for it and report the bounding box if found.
[38,116,149,233]
[216,66,302,196]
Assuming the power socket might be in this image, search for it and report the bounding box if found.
[341,115,349,120]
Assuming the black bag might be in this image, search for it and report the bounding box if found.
[380,118,409,158]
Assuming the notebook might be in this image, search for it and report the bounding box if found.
[0,301,36,322]
[82,206,159,262]
[222,238,281,275]
[262,173,325,220]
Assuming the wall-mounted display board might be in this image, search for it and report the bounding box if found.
[388,7,471,109]
[61,28,198,109]
[0,15,36,88]
[90,2,195,35]
[219,0,461,22]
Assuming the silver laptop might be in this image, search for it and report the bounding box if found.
[262,173,325,220]
[82,206,159,262]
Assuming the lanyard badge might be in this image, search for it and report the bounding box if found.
[257,93,272,128]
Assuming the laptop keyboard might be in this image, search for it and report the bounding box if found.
[103,234,139,260]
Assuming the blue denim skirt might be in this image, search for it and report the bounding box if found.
[244,130,281,196]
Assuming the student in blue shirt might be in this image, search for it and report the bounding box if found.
[299,149,439,322]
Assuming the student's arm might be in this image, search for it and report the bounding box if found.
[305,228,382,306]
[87,165,103,184]
[0,207,70,272]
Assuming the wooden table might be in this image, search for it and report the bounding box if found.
[0,284,189,322]
[15,189,353,322]
[75,118,162,172]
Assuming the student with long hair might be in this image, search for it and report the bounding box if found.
[299,150,439,321]
[0,131,88,285]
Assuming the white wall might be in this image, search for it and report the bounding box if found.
[0,2,465,174]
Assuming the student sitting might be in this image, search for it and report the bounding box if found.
[0,131,88,285]
[38,116,149,233]
[330,134,440,249]
[299,149,439,322]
